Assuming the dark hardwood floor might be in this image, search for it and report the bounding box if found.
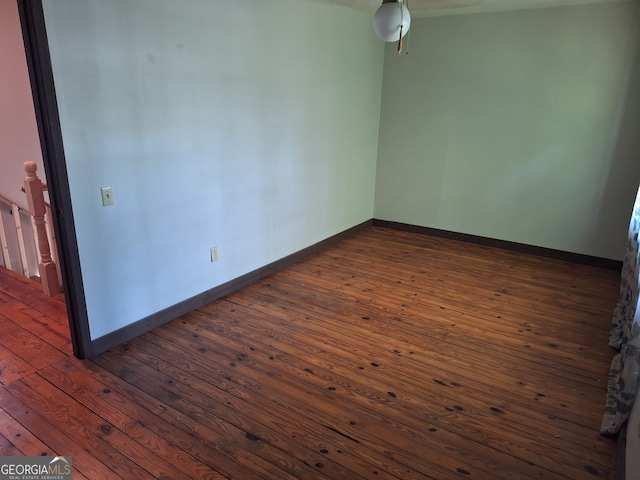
[0,227,621,479]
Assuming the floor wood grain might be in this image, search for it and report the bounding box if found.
[0,227,620,479]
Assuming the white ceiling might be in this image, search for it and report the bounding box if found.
[322,0,631,17]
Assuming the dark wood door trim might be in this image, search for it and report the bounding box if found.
[17,0,93,359]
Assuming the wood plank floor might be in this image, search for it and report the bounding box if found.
[0,227,621,479]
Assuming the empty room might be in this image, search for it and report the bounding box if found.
[1,0,640,478]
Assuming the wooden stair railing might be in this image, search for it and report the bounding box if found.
[0,193,31,277]
[0,162,61,296]
[22,161,61,296]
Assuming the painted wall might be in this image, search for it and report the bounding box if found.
[0,0,44,201]
[42,0,383,340]
[375,2,640,260]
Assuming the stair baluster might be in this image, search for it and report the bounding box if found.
[22,161,60,296]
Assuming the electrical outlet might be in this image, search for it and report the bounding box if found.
[210,246,219,262]
[100,186,114,206]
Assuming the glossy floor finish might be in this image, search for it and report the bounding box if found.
[0,227,621,479]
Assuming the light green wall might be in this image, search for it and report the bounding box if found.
[42,0,383,339]
[375,2,640,260]
[38,0,640,340]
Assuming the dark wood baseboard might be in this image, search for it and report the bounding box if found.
[93,217,621,356]
[91,220,373,356]
[373,219,623,271]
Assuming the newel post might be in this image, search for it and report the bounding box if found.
[23,161,61,296]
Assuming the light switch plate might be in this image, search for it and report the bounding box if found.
[101,186,114,206]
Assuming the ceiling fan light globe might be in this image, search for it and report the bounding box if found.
[374,2,411,42]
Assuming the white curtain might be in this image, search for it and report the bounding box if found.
[601,184,640,435]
